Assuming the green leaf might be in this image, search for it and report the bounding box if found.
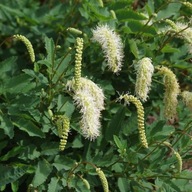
[57,95,75,116]
[129,39,139,58]
[48,177,59,192]
[0,146,24,161]
[53,155,75,171]
[40,142,59,156]
[23,69,49,84]
[87,3,110,20]
[0,115,14,138]
[109,1,131,10]
[11,181,19,192]
[157,3,181,20]
[0,57,17,80]
[13,119,45,138]
[44,36,55,64]
[52,54,71,83]
[149,120,175,140]
[19,144,40,160]
[122,21,157,36]
[32,159,53,187]
[4,74,35,94]
[0,164,28,187]
[161,44,180,53]
[0,140,8,154]
[116,9,147,21]
[105,106,126,141]
[113,135,123,149]
[118,178,130,192]
[145,1,154,16]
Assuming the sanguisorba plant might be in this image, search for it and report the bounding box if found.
[0,0,192,191]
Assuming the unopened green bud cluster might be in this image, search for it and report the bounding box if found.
[157,66,180,120]
[181,91,192,109]
[121,94,148,148]
[163,141,182,173]
[174,151,182,173]
[13,34,35,62]
[96,168,109,192]
[82,178,90,190]
[75,38,83,89]
[55,115,70,151]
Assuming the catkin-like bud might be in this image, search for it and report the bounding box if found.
[67,27,83,35]
[182,2,192,9]
[135,57,154,102]
[121,94,148,148]
[157,66,180,120]
[162,141,172,147]
[92,24,124,73]
[74,38,83,89]
[97,0,104,7]
[48,109,53,120]
[13,34,35,62]
[110,10,116,19]
[27,184,33,192]
[96,168,109,192]
[82,178,90,190]
[165,19,178,32]
[55,115,70,151]
[181,91,192,109]
[174,151,182,173]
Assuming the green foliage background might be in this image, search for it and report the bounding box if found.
[0,0,191,191]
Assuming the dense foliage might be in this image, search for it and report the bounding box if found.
[0,0,191,191]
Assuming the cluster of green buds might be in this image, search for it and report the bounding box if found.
[162,141,182,173]
[74,37,83,89]
[156,66,180,120]
[181,91,192,109]
[120,94,148,148]
[55,115,70,151]
[13,34,35,63]
[96,168,109,192]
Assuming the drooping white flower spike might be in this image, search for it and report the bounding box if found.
[156,66,180,120]
[67,77,105,141]
[92,24,124,73]
[135,57,154,102]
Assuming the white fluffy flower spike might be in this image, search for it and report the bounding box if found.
[92,24,124,73]
[67,77,105,140]
[135,57,154,102]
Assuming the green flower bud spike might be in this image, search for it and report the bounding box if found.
[82,178,90,190]
[74,37,83,89]
[174,151,182,173]
[55,115,70,151]
[156,66,180,120]
[110,10,116,19]
[162,141,182,173]
[13,34,35,62]
[97,0,104,7]
[67,27,82,35]
[181,91,192,109]
[182,2,192,9]
[96,168,109,192]
[120,94,148,148]
[165,19,178,31]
